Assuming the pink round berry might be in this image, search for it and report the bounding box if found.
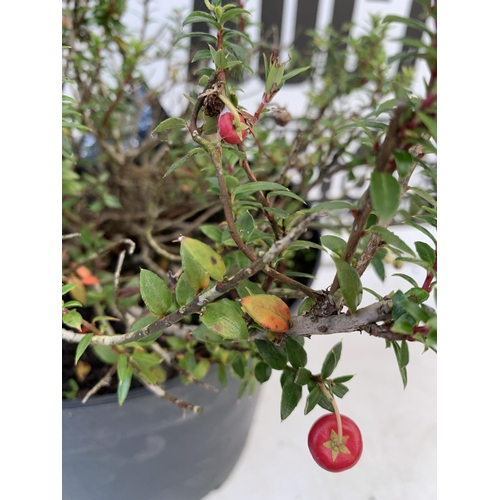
[217,107,247,144]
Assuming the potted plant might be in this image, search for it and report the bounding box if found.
[62,0,436,498]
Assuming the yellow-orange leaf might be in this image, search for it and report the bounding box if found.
[241,294,291,332]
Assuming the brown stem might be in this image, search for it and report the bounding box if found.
[81,365,117,404]
[237,142,282,239]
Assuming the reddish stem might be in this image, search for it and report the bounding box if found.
[422,250,437,293]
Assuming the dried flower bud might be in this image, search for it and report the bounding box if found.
[273,107,292,127]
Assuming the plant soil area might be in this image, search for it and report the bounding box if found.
[62,340,142,399]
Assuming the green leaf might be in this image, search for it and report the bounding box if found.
[181,248,209,292]
[200,299,249,340]
[179,350,197,373]
[214,49,228,70]
[200,224,223,243]
[90,345,118,366]
[62,283,77,295]
[236,280,265,298]
[191,48,212,63]
[218,363,228,387]
[254,339,288,370]
[62,378,79,399]
[415,241,436,266]
[297,297,315,315]
[299,201,355,214]
[263,207,289,219]
[331,383,349,398]
[231,354,246,379]
[235,211,255,242]
[369,226,415,256]
[165,337,188,350]
[321,340,343,379]
[267,190,306,205]
[152,117,187,134]
[237,379,249,399]
[182,11,220,28]
[280,376,302,421]
[363,287,384,300]
[392,273,419,288]
[370,172,401,222]
[131,352,162,369]
[165,148,206,176]
[175,272,196,307]
[233,182,289,198]
[284,337,308,369]
[415,214,437,227]
[407,221,437,246]
[175,32,217,45]
[220,7,251,26]
[393,150,414,178]
[281,66,310,83]
[192,359,211,381]
[180,236,226,281]
[254,361,272,383]
[408,187,437,207]
[405,287,430,304]
[139,269,172,316]
[63,300,83,309]
[383,14,434,36]
[294,367,312,386]
[371,255,386,281]
[390,318,414,334]
[391,340,409,388]
[399,340,410,368]
[286,240,325,253]
[63,309,83,330]
[320,235,346,256]
[333,258,363,312]
[316,391,335,412]
[74,333,93,365]
[332,374,355,384]
[117,355,133,406]
[304,385,321,414]
[417,112,437,142]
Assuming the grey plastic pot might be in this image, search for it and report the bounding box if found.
[62,367,260,500]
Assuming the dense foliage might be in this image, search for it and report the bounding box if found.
[62,0,437,436]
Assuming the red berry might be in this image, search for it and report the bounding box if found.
[308,413,363,472]
[217,108,247,144]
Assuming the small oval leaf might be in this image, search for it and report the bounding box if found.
[370,172,401,222]
[200,299,248,340]
[139,269,172,316]
[74,333,93,365]
[180,236,226,282]
[254,339,288,370]
[284,337,308,369]
[280,376,303,421]
[333,259,363,313]
[241,294,291,332]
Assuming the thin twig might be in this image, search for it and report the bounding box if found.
[329,104,407,295]
[82,365,117,404]
[134,372,204,414]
